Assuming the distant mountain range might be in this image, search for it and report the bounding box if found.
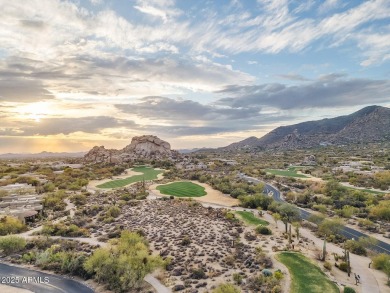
[0,151,86,159]
[178,148,211,154]
[222,105,390,151]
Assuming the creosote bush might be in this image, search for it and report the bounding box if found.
[212,283,241,293]
[256,225,272,235]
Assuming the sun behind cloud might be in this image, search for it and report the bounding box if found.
[16,102,53,122]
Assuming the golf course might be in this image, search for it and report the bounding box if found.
[156,181,207,197]
[97,166,163,189]
[276,252,340,293]
[265,167,309,178]
[236,211,269,226]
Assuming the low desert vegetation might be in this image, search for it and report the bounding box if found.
[84,231,165,292]
[0,216,27,235]
[0,235,26,254]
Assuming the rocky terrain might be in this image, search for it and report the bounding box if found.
[84,135,180,163]
[222,105,390,151]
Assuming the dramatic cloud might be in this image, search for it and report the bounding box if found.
[0,78,54,102]
[0,0,389,151]
[0,116,136,136]
[217,77,390,110]
[116,96,261,121]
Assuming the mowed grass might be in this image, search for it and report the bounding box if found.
[236,211,269,226]
[276,252,340,293]
[97,166,163,189]
[265,167,308,178]
[157,181,206,197]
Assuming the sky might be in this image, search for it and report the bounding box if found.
[0,0,390,153]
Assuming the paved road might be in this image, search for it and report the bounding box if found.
[0,263,94,293]
[240,173,390,254]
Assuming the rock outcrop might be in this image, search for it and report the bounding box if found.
[84,135,179,163]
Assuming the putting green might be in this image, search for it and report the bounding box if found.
[97,166,163,189]
[156,181,206,197]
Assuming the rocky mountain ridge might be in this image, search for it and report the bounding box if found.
[222,105,390,151]
[84,135,180,163]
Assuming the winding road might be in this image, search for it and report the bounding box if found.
[0,263,94,293]
[240,173,390,254]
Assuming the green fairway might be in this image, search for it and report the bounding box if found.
[276,252,339,293]
[156,181,206,197]
[265,167,309,178]
[236,211,269,226]
[97,166,163,189]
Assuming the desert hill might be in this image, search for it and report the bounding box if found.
[222,105,390,151]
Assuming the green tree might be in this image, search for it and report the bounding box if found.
[272,213,281,228]
[277,204,301,233]
[318,218,343,237]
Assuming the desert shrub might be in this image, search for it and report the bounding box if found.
[107,205,121,218]
[324,261,332,271]
[212,283,241,293]
[224,255,235,266]
[22,251,36,263]
[0,236,26,254]
[70,194,87,206]
[181,236,191,246]
[103,216,115,223]
[344,287,356,293]
[247,274,280,292]
[190,268,206,279]
[338,262,348,272]
[84,231,164,292]
[239,194,273,210]
[43,191,67,211]
[0,216,27,235]
[274,271,284,280]
[224,212,237,222]
[256,225,272,235]
[233,273,243,285]
[40,223,89,237]
[372,253,390,270]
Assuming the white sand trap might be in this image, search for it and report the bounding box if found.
[150,180,239,207]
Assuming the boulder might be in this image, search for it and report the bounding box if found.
[84,135,180,163]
